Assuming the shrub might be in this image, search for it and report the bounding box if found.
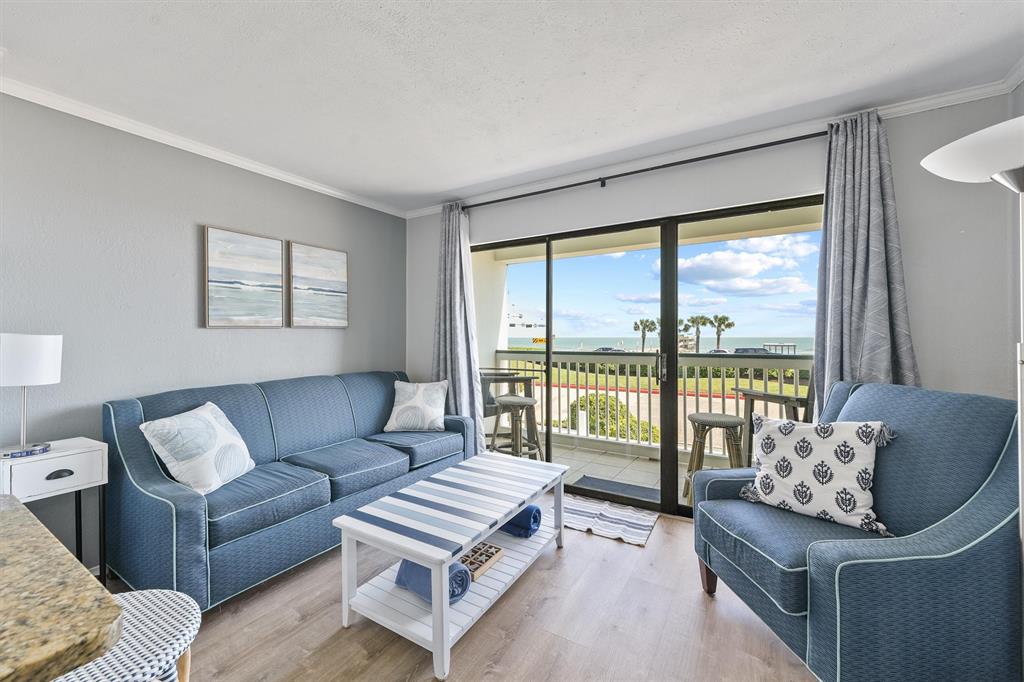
[560,393,660,443]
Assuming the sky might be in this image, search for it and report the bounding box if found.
[505,229,821,338]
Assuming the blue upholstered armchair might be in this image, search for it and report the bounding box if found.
[693,382,1021,681]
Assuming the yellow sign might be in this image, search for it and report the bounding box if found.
[532,337,546,344]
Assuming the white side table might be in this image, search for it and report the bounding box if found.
[0,437,108,584]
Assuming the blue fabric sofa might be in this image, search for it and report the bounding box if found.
[694,382,1021,681]
[103,371,475,611]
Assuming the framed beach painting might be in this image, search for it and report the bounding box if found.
[289,242,348,328]
[204,226,284,328]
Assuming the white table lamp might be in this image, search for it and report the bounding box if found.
[921,114,1024,552]
[0,333,63,454]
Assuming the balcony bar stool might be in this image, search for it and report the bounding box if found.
[682,412,744,505]
[490,394,542,459]
[57,589,201,682]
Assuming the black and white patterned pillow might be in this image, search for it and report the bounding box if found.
[739,413,895,536]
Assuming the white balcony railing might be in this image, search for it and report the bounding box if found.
[492,349,813,458]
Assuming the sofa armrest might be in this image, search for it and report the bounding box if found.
[103,401,210,608]
[805,440,1021,681]
[444,415,476,459]
[693,467,756,506]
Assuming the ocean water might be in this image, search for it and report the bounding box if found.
[508,336,814,353]
[208,281,283,326]
[292,289,348,326]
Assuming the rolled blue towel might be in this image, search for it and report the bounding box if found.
[500,504,542,538]
[394,559,472,605]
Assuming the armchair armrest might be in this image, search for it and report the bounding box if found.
[692,467,756,561]
[103,401,210,608]
[693,467,756,506]
[805,445,1021,681]
[444,414,476,459]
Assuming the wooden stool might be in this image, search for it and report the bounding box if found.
[491,394,541,459]
[683,412,744,506]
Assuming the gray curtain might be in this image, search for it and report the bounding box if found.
[814,110,920,404]
[432,201,486,455]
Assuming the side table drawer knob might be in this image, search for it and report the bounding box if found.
[46,469,75,480]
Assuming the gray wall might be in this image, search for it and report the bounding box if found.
[887,93,1020,399]
[0,94,407,567]
[408,92,1020,399]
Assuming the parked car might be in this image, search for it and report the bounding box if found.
[734,347,773,354]
[593,346,626,352]
[708,348,730,354]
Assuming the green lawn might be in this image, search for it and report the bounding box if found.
[499,360,810,398]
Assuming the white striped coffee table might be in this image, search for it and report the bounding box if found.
[333,453,567,680]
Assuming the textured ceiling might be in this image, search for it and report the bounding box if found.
[1,1,1022,212]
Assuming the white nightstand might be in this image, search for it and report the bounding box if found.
[0,437,108,584]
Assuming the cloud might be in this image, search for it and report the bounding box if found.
[702,277,814,296]
[622,306,650,315]
[676,251,791,282]
[615,293,660,303]
[555,308,618,330]
[761,299,817,316]
[680,294,728,308]
[727,233,819,259]
[605,251,626,259]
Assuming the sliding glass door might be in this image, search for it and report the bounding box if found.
[471,195,823,516]
[546,223,677,510]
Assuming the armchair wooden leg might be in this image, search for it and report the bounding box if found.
[698,560,718,595]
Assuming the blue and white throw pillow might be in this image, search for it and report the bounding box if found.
[384,380,449,432]
[739,413,895,536]
[139,402,255,494]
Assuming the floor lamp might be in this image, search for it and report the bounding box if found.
[921,114,1024,541]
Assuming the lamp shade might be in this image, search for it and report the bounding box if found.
[0,333,63,386]
[921,115,1024,187]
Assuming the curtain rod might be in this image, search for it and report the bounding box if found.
[462,129,828,210]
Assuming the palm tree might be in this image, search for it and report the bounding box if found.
[687,315,712,353]
[633,318,657,352]
[711,314,736,350]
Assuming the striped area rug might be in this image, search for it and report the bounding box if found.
[558,494,659,546]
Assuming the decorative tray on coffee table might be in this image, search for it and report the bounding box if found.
[458,541,504,580]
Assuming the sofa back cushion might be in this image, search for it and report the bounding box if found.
[336,371,409,437]
[257,376,356,457]
[834,383,1015,536]
[137,383,278,465]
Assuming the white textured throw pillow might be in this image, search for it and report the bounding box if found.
[740,413,894,536]
[139,402,255,495]
[384,380,448,432]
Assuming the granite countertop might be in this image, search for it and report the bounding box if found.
[0,495,122,682]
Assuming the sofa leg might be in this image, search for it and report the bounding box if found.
[699,560,718,595]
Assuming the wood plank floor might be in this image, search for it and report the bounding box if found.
[186,514,813,681]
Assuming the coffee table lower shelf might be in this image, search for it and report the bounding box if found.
[348,516,556,650]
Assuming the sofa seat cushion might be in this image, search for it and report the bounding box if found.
[365,431,464,469]
[205,461,330,548]
[697,499,875,615]
[282,439,410,500]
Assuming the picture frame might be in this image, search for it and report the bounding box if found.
[288,241,349,328]
[204,225,285,328]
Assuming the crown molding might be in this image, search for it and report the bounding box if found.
[0,78,408,218]
[4,58,1020,224]
[406,61,1024,219]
